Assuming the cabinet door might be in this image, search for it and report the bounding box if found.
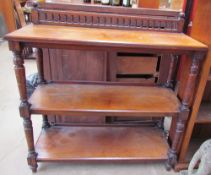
[43,49,107,124]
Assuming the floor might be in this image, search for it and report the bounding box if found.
[0,41,179,175]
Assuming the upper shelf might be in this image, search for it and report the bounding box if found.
[28,83,180,117]
[5,24,207,52]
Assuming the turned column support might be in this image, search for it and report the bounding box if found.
[13,50,31,118]
[166,52,203,170]
[165,54,179,89]
[13,51,28,102]
[13,50,38,172]
[36,48,51,129]
[166,108,189,170]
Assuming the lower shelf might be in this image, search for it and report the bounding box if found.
[36,126,168,162]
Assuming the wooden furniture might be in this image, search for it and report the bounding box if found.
[29,0,185,125]
[0,0,16,33]
[174,0,211,170]
[5,19,207,172]
[13,0,35,60]
[31,0,184,32]
[13,0,26,28]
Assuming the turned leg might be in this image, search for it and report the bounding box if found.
[166,52,203,170]
[13,50,38,172]
[36,48,51,129]
[23,117,38,173]
[166,108,189,170]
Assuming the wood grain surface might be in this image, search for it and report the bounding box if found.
[5,24,207,51]
[29,83,180,116]
[36,126,168,162]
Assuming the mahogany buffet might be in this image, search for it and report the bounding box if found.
[5,0,208,173]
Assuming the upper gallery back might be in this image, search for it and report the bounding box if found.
[4,24,208,52]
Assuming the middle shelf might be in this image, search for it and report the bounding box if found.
[29,83,180,117]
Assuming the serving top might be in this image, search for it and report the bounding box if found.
[5,24,207,51]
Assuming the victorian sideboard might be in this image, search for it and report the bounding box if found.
[5,0,208,173]
[30,0,185,125]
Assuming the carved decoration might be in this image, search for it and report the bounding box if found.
[32,8,184,32]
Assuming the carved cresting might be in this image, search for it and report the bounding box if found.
[36,10,181,32]
[166,52,203,170]
[30,3,184,33]
[36,10,180,32]
[13,50,38,172]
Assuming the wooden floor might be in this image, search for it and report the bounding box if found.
[36,126,169,162]
[29,83,180,117]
